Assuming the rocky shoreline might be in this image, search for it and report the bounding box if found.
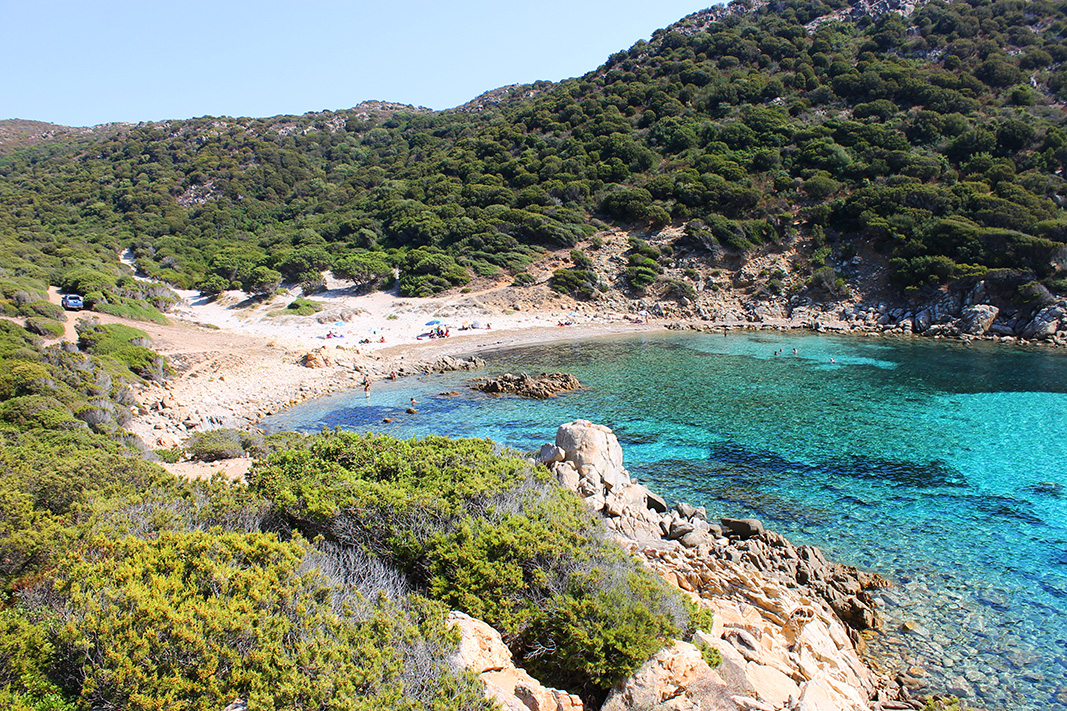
[130,347,487,447]
[660,293,1067,348]
[451,419,945,711]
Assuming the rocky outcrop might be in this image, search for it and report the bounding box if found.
[407,354,486,375]
[601,641,738,711]
[957,304,998,336]
[540,421,887,635]
[448,611,583,711]
[301,347,335,368]
[538,420,914,711]
[314,306,366,323]
[1019,304,1064,340]
[674,279,1067,347]
[471,372,581,399]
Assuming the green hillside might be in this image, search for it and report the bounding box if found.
[1,1,1067,707]
[1,0,1065,308]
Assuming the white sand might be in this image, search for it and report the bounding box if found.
[106,276,660,450]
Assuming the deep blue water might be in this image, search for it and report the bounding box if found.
[263,331,1067,711]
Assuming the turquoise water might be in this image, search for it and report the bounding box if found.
[263,331,1067,710]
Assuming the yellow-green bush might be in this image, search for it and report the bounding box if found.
[251,432,689,704]
[11,531,490,711]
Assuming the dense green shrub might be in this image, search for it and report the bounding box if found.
[333,252,393,293]
[184,429,247,462]
[91,302,169,324]
[76,322,169,381]
[398,248,470,297]
[281,297,322,316]
[19,301,65,321]
[22,318,64,339]
[549,268,599,299]
[250,432,689,704]
[570,249,593,269]
[8,531,491,711]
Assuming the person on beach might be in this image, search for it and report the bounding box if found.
[410,397,417,406]
[390,370,397,380]
[364,381,371,396]
[793,348,798,355]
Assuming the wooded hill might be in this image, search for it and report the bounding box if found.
[2,0,1066,314]
[2,1,1066,708]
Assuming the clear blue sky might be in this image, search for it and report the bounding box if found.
[2,0,717,127]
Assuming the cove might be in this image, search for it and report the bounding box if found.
[262,330,1067,711]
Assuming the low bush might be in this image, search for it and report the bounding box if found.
[184,429,245,462]
[250,432,690,704]
[8,530,491,711]
[153,447,184,463]
[549,268,598,299]
[20,301,65,320]
[75,322,169,381]
[283,297,323,316]
[23,317,65,339]
[89,302,169,324]
[570,249,593,269]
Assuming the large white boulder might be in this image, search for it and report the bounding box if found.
[957,304,999,335]
[555,420,629,491]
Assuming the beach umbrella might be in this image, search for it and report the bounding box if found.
[426,319,442,325]
[569,312,580,319]
[471,320,483,329]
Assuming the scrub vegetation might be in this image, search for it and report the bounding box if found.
[1,0,1066,309]
[2,0,1067,707]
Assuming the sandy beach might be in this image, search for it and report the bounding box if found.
[79,276,662,452]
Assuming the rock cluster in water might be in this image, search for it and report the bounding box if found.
[539,421,887,637]
[539,421,925,711]
[470,372,582,399]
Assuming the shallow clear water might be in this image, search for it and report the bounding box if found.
[263,331,1067,710]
